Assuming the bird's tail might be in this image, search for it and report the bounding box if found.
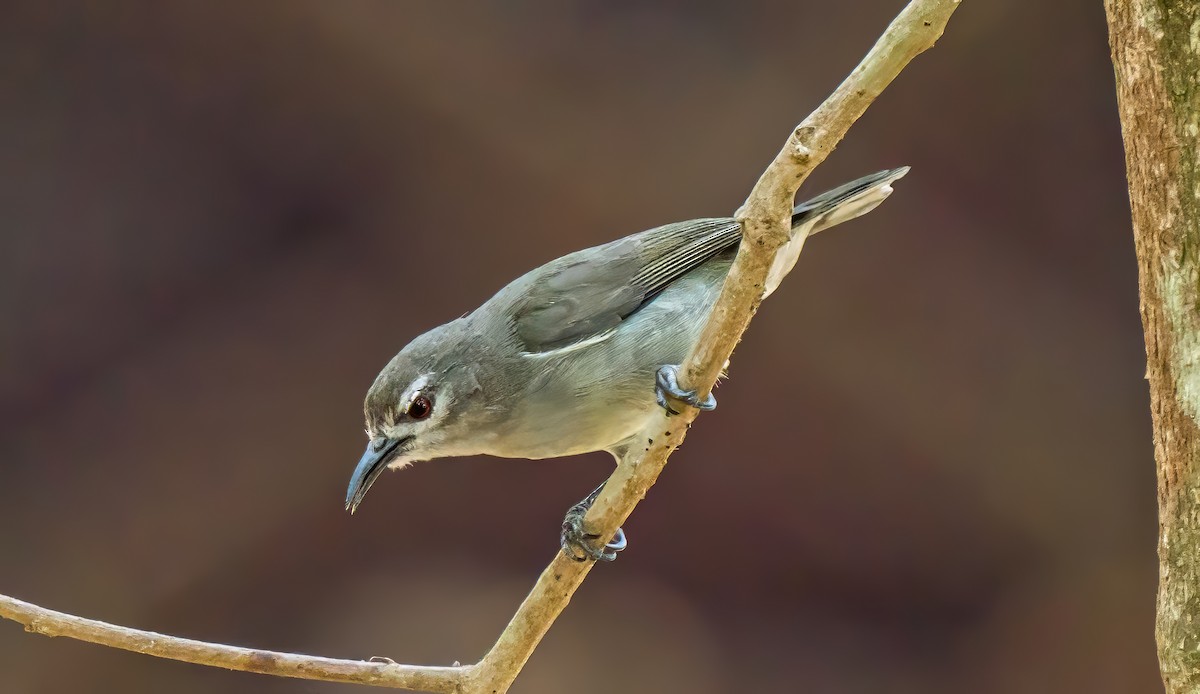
[761,166,909,299]
[791,166,910,237]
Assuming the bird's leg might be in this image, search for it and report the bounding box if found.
[560,481,627,562]
[655,364,717,415]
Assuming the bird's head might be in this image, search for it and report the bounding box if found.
[345,323,482,513]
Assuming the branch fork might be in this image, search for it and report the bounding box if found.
[0,2,960,692]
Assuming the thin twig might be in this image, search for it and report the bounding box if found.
[0,593,470,692]
[0,2,960,692]
[468,1,960,691]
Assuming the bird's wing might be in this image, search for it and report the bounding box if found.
[512,218,741,354]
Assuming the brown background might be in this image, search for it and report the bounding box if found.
[0,2,1157,693]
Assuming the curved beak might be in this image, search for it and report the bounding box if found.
[345,436,410,513]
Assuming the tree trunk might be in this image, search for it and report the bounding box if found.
[1105,1,1200,690]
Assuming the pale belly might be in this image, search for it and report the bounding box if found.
[481,258,729,461]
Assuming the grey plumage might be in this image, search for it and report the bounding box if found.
[347,167,909,512]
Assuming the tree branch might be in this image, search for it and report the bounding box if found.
[0,593,471,692]
[0,2,960,692]
[472,3,958,691]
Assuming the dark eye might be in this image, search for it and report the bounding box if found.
[407,394,432,420]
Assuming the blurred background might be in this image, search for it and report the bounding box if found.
[0,1,1156,692]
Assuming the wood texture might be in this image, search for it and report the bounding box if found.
[1105,1,1200,690]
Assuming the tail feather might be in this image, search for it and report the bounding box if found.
[760,166,909,299]
[792,166,910,237]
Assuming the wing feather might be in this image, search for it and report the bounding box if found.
[512,218,740,354]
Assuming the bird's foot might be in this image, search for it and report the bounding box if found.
[560,483,627,562]
[655,364,717,415]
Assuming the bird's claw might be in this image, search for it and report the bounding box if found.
[559,484,626,562]
[560,516,626,562]
[655,364,716,415]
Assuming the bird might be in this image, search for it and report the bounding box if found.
[345,167,909,561]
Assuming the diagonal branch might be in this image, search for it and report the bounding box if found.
[0,1,960,692]
[471,3,958,691]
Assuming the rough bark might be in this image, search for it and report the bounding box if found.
[1105,1,1200,690]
